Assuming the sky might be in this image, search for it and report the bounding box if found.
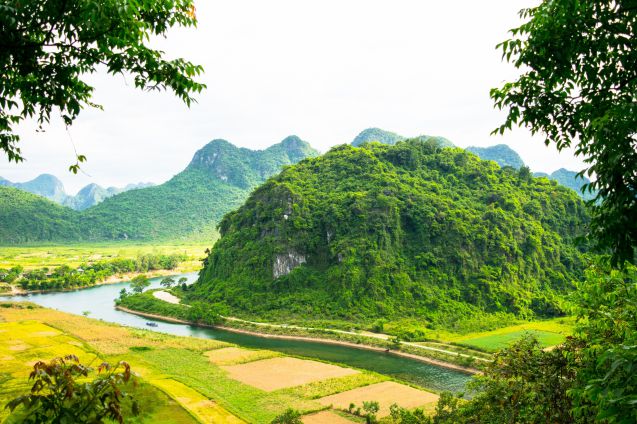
[1,0,586,194]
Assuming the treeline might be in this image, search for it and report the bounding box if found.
[116,289,222,326]
[0,254,186,292]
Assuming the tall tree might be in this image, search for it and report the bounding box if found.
[491,0,637,265]
[130,274,150,293]
[0,0,205,168]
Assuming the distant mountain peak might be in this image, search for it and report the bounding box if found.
[351,128,404,147]
[466,144,525,169]
[351,128,454,149]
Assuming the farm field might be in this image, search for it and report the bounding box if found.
[449,318,574,352]
[0,303,440,423]
[0,242,211,272]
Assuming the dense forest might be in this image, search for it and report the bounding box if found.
[0,137,318,243]
[191,139,589,329]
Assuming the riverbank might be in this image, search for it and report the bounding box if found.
[115,305,480,375]
[3,269,191,296]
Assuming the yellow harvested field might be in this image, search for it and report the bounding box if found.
[221,357,359,391]
[302,411,354,424]
[205,347,281,365]
[0,307,227,355]
[318,381,439,417]
[150,378,245,424]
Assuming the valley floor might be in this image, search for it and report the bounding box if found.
[0,303,441,423]
[0,242,210,271]
[120,289,572,373]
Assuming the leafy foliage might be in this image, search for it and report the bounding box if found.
[491,0,637,264]
[5,355,137,424]
[193,140,589,328]
[569,260,637,423]
[130,275,150,294]
[0,0,204,163]
[534,169,596,202]
[270,408,302,424]
[403,260,636,424]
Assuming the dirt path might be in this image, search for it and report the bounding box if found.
[221,316,491,363]
[115,306,479,374]
[153,290,181,304]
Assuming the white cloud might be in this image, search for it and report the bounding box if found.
[1,0,585,194]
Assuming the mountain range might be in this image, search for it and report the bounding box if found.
[0,175,153,211]
[0,128,594,244]
[192,139,588,326]
[351,128,592,200]
[0,136,318,243]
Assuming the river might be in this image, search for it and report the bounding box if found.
[2,272,472,393]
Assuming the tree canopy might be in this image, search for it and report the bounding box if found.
[491,0,637,265]
[0,0,205,166]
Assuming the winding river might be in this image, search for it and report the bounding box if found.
[2,273,472,393]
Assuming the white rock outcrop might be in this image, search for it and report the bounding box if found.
[273,251,306,278]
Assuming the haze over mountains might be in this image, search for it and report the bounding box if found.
[0,174,153,211]
[0,136,318,243]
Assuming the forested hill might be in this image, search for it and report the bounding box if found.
[0,174,154,210]
[534,169,595,201]
[353,128,592,200]
[465,145,525,169]
[192,139,589,328]
[0,137,318,243]
[0,187,81,243]
[80,136,318,240]
[352,128,454,148]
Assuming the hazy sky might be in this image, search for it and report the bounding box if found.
[1,0,586,194]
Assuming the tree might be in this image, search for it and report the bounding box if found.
[0,0,205,167]
[178,277,188,284]
[119,288,128,298]
[491,0,637,265]
[186,301,221,326]
[419,260,636,424]
[363,401,380,424]
[568,260,637,423]
[270,408,302,424]
[129,275,150,294]
[5,355,137,423]
[160,276,175,289]
[389,336,402,350]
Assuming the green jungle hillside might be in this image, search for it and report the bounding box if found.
[0,187,82,242]
[0,137,318,243]
[465,144,525,169]
[192,139,589,328]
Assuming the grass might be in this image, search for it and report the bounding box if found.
[450,318,575,352]
[0,303,416,424]
[455,330,566,352]
[0,319,196,424]
[0,242,210,272]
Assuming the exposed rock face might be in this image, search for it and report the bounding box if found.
[273,251,306,278]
